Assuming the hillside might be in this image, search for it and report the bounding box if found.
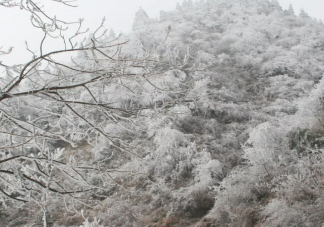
[2,0,324,226]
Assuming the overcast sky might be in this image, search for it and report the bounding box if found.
[0,0,323,64]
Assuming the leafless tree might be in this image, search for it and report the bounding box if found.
[0,1,181,224]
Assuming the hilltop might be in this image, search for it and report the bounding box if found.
[3,0,324,226]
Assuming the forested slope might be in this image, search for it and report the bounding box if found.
[3,0,324,226]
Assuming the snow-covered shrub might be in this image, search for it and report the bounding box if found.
[80,217,104,227]
[261,199,304,227]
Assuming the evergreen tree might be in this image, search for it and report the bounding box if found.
[299,8,310,18]
[285,3,295,16]
[270,0,282,11]
[108,29,116,39]
[132,7,151,31]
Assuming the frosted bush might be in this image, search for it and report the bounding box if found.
[79,218,104,227]
[192,151,222,187]
[261,199,303,227]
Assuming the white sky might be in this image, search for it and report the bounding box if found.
[0,0,323,64]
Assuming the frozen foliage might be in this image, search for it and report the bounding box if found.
[2,0,324,226]
[261,199,304,227]
[80,211,104,227]
[209,69,324,226]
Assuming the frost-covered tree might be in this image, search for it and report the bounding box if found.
[132,7,152,31]
[0,1,184,225]
[2,0,324,226]
[299,8,310,18]
[285,3,295,15]
[270,0,281,11]
[108,28,116,39]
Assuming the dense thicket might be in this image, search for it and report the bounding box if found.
[3,0,324,226]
